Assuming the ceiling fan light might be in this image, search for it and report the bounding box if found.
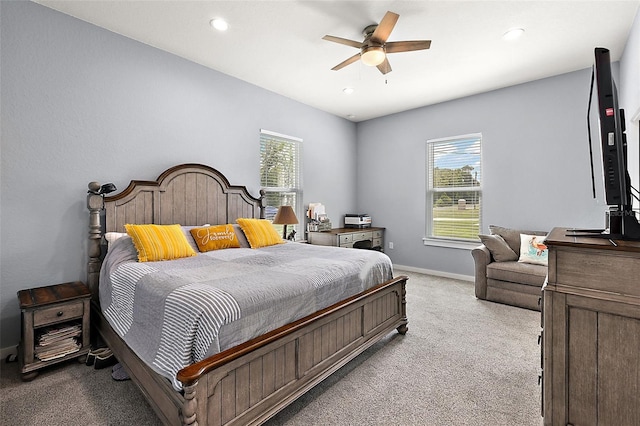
[361,47,385,66]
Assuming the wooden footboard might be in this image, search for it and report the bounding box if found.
[93,275,407,426]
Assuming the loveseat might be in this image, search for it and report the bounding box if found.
[472,225,548,311]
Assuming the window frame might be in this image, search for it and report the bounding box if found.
[259,129,303,237]
[424,133,482,249]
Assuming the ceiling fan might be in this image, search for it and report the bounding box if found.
[322,11,431,75]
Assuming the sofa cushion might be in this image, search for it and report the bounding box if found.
[479,234,518,262]
[489,225,547,256]
[487,261,547,287]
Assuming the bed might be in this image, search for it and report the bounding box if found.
[86,163,408,425]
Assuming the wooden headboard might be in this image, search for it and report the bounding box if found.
[86,163,264,299]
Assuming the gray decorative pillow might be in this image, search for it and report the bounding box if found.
[489,225,546,256]
[479,233,518,262]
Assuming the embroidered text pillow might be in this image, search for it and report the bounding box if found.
[189,224,241,252]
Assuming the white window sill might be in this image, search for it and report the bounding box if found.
[422,237,479,250]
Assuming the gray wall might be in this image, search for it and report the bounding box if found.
[357,6,639,278]
[0,2,357,349]
[2,1,638,351]
[356,65,634,277]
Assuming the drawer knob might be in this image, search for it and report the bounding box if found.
[56,311,64,317]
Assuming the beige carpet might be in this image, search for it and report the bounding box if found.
[0,271,544,425]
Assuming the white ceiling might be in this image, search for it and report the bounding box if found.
[34,0,640,122]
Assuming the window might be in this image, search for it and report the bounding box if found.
[426,133,482,244]
[260,130,303,236]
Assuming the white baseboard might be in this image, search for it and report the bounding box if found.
[393,264,474,282]
[1,345,18,361]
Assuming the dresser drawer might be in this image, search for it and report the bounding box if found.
[352,231,372,241]
[33,301,84,327]
[373,238,382,248]
[340,242,354,248]
[339,234,353,244]
[372,230,383,239]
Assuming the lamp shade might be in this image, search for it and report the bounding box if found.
[272,205,299,225]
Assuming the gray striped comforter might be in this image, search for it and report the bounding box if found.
[99,237,393,390]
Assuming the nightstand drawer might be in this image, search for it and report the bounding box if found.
[339,234,353,244]
[33,301,84,327]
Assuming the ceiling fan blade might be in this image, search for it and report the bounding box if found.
[331,53,361,71]
[385,40,432,53]
[322,35,362,49]
[371,11,399,44]
[377,57,392,75]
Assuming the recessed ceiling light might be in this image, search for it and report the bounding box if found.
[503,27,525,41]
[343,87,354,95]
[210,18,229,32]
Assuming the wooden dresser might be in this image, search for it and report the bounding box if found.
[307,227,384,250]
[542,228,640,425]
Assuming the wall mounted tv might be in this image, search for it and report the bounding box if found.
[588,47,640,240]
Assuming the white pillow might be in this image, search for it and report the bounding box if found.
[104,232,128,249]
[518,234,548,266]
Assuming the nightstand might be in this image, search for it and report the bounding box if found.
[17,281,91,380]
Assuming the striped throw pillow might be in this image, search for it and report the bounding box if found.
[125,224,197,262]
[235,218,284,249]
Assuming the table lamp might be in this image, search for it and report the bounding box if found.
[272,206,299,239]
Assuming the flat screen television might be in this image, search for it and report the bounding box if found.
[590,47,640,240]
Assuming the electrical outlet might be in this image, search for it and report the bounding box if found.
[389,242,394,249]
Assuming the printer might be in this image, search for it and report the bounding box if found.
[344,214,372,228]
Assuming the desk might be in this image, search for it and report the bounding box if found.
[307,227,384,250]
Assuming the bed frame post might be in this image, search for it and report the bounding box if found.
[397,280,409,335]
[181,381,198,426]
[87,182,104,301]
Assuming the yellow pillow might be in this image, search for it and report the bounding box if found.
[236,218,284,249]
[189,224,240,252]
[125,224,197,262]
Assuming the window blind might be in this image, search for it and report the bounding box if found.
[259,130,303,232]
[426,134,482,241]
